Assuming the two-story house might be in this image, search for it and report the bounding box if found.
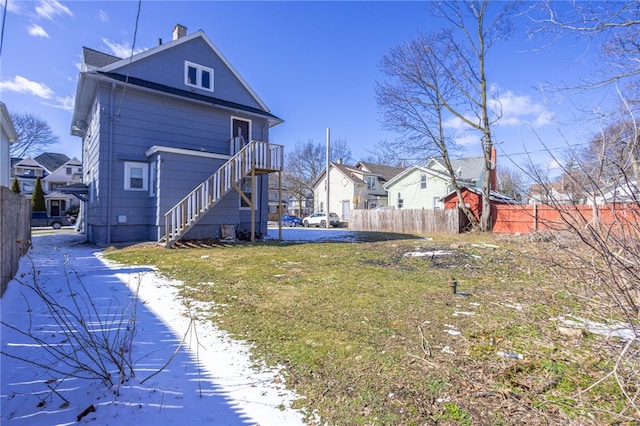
[70,25,283,246]
[11,153,82,217]
[311,160,405,222]
[384,154,486,210]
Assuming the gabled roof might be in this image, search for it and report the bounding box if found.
[383,164,475,190]
[427,155,485,183]
[34,153,70,173]
[449,156,485,182]
[1,102,18,141]
[100,28,271,112]
[13,157,42,168]
[99,71,282,122]
[72,28,281,135]
[355,161,405,182]
[311,162,363,188]
[82,47,121,70]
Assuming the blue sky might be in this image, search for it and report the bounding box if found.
[0,1,610,175]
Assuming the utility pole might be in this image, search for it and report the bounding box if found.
[325,127,330,229]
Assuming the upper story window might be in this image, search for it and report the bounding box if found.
[420,174,427,189]
[66,167,72,175]
[365,175,377,190]
[185,61,214,92]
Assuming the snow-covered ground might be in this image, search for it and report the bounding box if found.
[1,232,319,425]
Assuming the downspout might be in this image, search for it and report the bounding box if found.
[156,154,162,241]
[107,83,115,245]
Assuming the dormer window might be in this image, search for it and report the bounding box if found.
[185,61,214,92]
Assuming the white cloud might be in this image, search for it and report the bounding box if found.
[0,76,54,99]
[35,0,72,21]
[27,24,49,38]
[102,38,145,58]
[454,133,479,148]
[490,90,554,128]
[97,10,109,22]
[44,95,75,113]
[5,1,22,13]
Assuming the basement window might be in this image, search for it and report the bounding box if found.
[185,61,214,92]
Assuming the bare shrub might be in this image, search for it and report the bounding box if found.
[1,257,139,391]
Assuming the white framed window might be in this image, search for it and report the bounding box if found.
[420,174,427,189]
[185,61,214,92]
[397,192,404,209]
[365,175,376,190]
[124,162,148,191]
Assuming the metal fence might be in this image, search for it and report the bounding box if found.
[1,186,31,296]
[349,208,464,234]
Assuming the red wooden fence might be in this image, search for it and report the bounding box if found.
[492,204,640,234]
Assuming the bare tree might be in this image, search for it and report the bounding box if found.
[377,1,517,230]
[10,112,60,158]
[377,30,479,227]
[497,167,526,202]
[433,1,519,231]
[522,5,640,417]
[282,139,353,215]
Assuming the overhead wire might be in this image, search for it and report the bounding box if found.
[0,0,8,58]
[115,0,142,119]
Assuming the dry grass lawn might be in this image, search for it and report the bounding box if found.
[104,231,638,425]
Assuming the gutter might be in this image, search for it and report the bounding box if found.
[107,83,115,245]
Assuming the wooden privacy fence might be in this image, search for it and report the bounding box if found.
[1,186,31,296]
[349,208,465,234]
[492,204,640,234]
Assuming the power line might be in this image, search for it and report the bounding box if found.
[115,0,142,119]
[0,0,8,58]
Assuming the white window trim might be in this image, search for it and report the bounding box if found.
[124,162,149,191]
[184,61,214,92]
[420,174,427,189]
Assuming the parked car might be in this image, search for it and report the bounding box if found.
[302,212,340,228]
[31,212,77,229]
[280,214,303,227]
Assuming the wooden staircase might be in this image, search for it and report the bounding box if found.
[161,140,283,247]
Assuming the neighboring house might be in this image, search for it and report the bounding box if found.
[70,24,283,246]
[527,182,582,205]
[0,103,18,187]
[311,160,405,222]
[287,198,312,217]
[594,180,639,205]
[11,153,82,217]
[384,153,489,210]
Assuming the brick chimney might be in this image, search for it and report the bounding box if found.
[490,147,497,191]
[173,24,187,40]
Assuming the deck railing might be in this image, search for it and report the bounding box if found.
[162,140,283,247]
